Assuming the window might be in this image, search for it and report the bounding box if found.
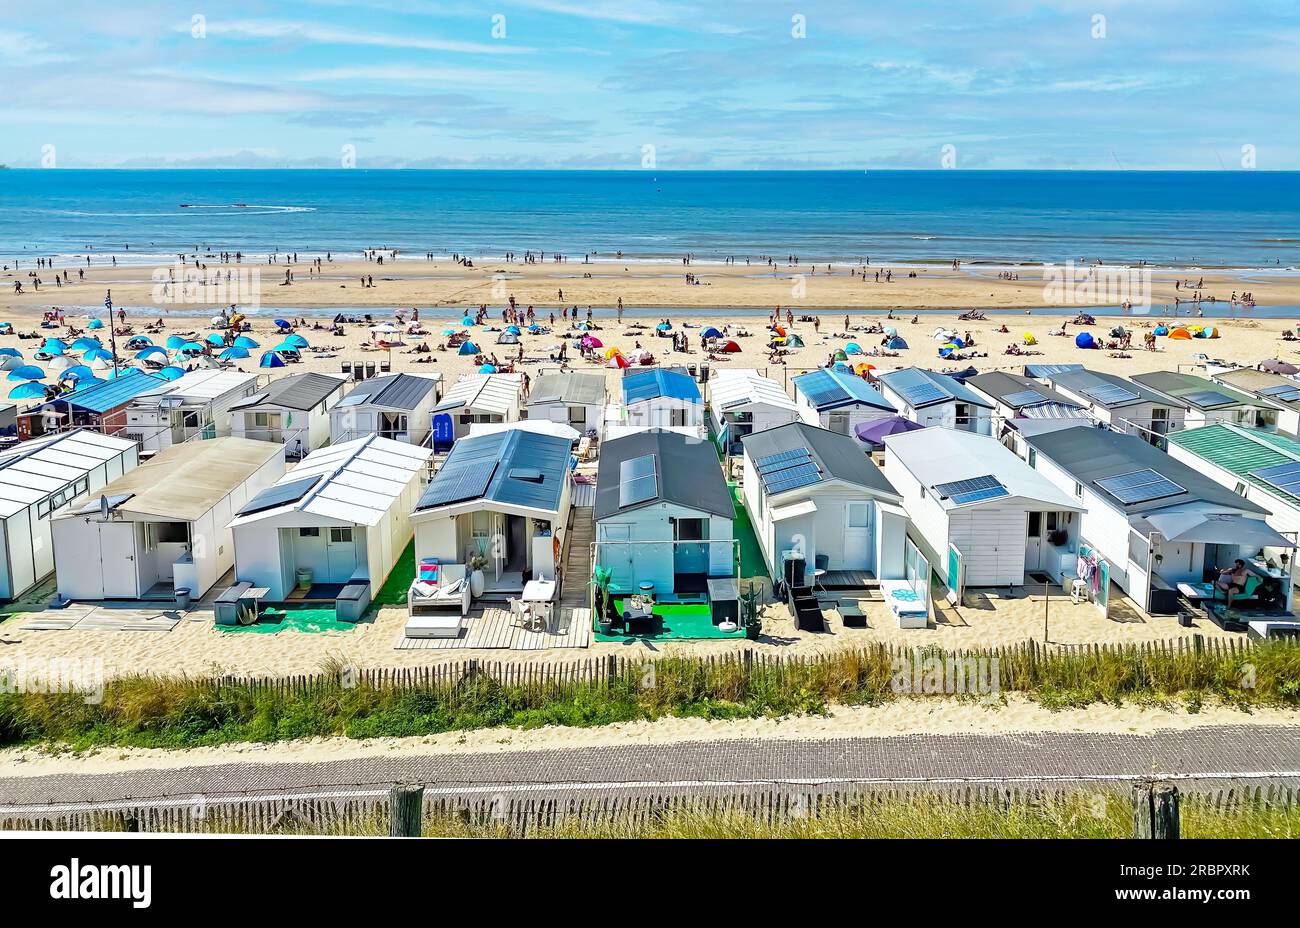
[673,518,706,541]
[568,405,585,426]
[1027,449,1037,468]
[847,503,869,529]
[1233,481,1247,497]
[329,527,353,544]
[299,527,320,537]
[1074,482,1084,498]
[182,411,204,429]
[955,403,971,427]
[36,499,51,518]
[670,408,687,427]
[828,412,849,435]
[152,522,190,544]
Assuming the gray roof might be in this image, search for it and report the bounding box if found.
[416,429,570,514]
[230,373,346,412]
[595,429,734,521]
[741,422,899,499]
[877,367,993,409]
[1022,426,1265,515]
[967,371,1084,411]
[1049,369,1178,409]
[337,373,438,411]
[528,371,607,408]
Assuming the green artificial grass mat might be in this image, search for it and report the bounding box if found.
[216,604,357,635]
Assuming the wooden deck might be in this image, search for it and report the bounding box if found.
[20,602,183,633]
[394,606,591,650]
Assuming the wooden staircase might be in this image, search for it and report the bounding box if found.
[560,505,594,608]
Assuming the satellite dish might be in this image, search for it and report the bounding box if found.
[99,494,110,520]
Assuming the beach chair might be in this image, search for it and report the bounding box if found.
[341,361,353,379]
[365,362,377,379]
[380,359,392,373]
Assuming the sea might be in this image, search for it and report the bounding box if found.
[2,169,1299,270]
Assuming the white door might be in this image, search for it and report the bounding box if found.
[1025,511,1043,571]
[325,527,358,581]
[99,521,139,598]
[599,524,634,590]
[842,502,871,570]
[950,509,1026,586]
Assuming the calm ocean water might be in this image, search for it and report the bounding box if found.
[1,169,1297,269]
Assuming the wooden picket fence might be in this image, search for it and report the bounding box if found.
[203,634,1268,700]
[3,780,1295,836]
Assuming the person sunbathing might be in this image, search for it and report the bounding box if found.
[1214,559,1249,608]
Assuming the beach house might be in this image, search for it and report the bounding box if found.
[617,368,703,430]
[229,372,348,459]
[50,437,284,601]
[1037,368,1185,445]
[0,429,138,601]
[883,428,1083,588]
[740,422,907,587]
[1211,367,1300,435]
[594,429,735,598]
[1022,426,1292,615]
[875,367,994,435]
[966,370,1093,454]
[429,373,523,446]
[707,369,801,454]
[228,435,432,604]
[411,429,572,595]
[525,371,605,434]
[17,368,168,441]
[124,369,259,454]
[1131,371,1269,430]
[791,368,895,436]
[329,372,444,445]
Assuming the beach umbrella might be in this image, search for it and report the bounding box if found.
[219,347,250,361]
[854,416,924,445]
[604,347,623,359]
[479,364,497,373]
[442,328,459,336]
[577,321,592,331]
[608,353,629,369]
[233,336,259,349]
[1153,326,1169,336]
[204,333,226,346]
[457,341,480,356]
[1261,359,1299,375]
[461,316,475,326]
[84,348,115,362]
[1074,332,1097,349]
[719,340,741,353]
[772,325,786,337]
[527,323,542,334]
[939,344,959,359]
[1023,332,1038,346]
[165,335,187,350]
[259,351,286,369]
[884,326,898,337]
[833,349,848,361]
[7,365,44,381]
[854,362,876,376]
[0,347,21,358]
[87,319,104,330]
[769,338,787,348]
[136,346,167,361]
[656,322,672,332]
[844,342,862,355]
[69,337,102,351]
[158,366,186,380]
[370,323,399,334]
[581,335,602,349]
[702,327,722,339]
[8,382,48,400]
[273,319,292,330]
[886,336,908,350]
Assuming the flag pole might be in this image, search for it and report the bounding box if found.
[105,289,119,375]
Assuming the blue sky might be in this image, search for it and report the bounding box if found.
[2,0,1298,169]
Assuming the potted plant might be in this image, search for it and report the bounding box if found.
[466,548,489,598]
[592,566,614,634]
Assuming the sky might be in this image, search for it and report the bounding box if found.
[2,0,1298,169]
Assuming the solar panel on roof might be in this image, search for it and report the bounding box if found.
[1095,469,1186,505]
[933,475,1009,505]
[1080,383,1139,405]
[756,448,809,472]
[899,382,947,407]
[618,454,659,508]
[237,474,321,516]
[763,463,822,494]
[1003,389,1047,407]
[1184,389,1236,409]
[1249,460,1300,498]
[421,462,496,507]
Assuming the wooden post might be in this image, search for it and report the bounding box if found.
[389,785,424,837]
[606,653,617,687]
[1132,782,1180,839]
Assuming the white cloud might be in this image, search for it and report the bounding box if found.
[202,19,533,54]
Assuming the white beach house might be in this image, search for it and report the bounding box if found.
[1038,368,1186,445]
[429,373,524,446]
[329,372,444,445]
[124,369,259,454]
[884,428,1083,588]
[51,437,285,601]
[1023,425,1293,615]
[594,429,735,598]
[229,372,348,459]
[0,429,139,601]
[1131,371,1270,430]
[707,368,801,454]
[1211,367,1300,436]
[525,371,606,434]
[875,367,994,435]
[740,422,907,587]
[228,434,432,603]
[791,368,896,435]
[966,370,1094,454]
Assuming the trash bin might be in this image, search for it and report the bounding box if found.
[175,588,192,610]
[296,567,313,591]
